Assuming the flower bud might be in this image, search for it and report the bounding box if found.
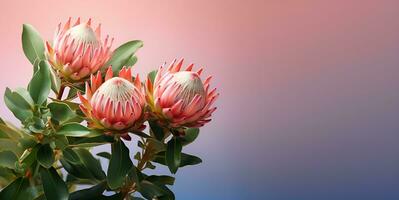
[46,18,113,82]
[79,67,145,131]
[146,59,219,128]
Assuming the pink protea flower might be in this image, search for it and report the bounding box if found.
[146,59,219,128]
[46,18,113,82]
[78,67,145,132]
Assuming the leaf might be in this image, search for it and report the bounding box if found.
[145,175,175,186]
[153,152,202,168]
[4,88,34,122]
[69,182,107,200]
[0,177,32,200]
[69,135,115,147]
[147,70,158,84]
[181,128,199,146]
[165,137,182,174]
[0,122,23,141]
[20,144,40,167]
[102,40,143,73]
[107,140,133,189]
[179,153,202,167]
[74,148,106,181]
[62,148,80,164]
[97,152,111,160]
[37,144,55,168]
[49,67,61,94]
[125,55,138,67]
[0,151,18,169]
[48,102,76,123]
[138,180,174,200]
[22,24,45,66]
[57,123,91,137]
[40,167,69,200]
[0,139,22,155]
[60,159,94,180]
[149,121,164,141]
[28,60,51,105]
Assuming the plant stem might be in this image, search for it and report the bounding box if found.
[57,85,65,100]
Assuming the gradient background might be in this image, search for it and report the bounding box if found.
[1,0,399,199]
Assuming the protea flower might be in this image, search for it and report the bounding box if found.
[46,18,113,82]
[78,67,145,132]
[146,59,219,128]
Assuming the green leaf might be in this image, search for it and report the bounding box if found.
[20,144,40,167]
[48,102,76,123]
[22,24,45,66]
[149,120,164,141]
[57,123,91,137]
[28,60,51,105]
[166,137,182,174]
[40,167,69,200]
[145,175,175,186]
[153,152,202,168]
[37,144,55,168]
[102,40,143,73]
[96,152,112,160]
[54,135,69,150]
[125,55,138,67]
[0,122,23,141]
[60,159,94,180]
[4,87,34,122]
[74,148,106,181]
[0,151,18,169]
[179,153,202,167]
[147,70,157,84]
[181,128,199,146]
[0,139,22,155]
[138,180,174,200]
[50,67,61,94]
[69,135,115,147]
[0,177,32,200]
[107,140,133,189]
[62,148,80,164]
[15,88,35,107]
[69,182,107,200]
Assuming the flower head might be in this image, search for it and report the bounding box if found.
[146,59,219,128]
[79,67,145,131]
[46,18,113,82]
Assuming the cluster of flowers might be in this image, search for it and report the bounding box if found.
[46,18,219,134]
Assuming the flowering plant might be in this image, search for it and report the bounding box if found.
[0,18,218,200]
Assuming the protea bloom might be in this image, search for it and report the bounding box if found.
[46,18,113,82]
[78,67,145,132]
[146,59,219,128]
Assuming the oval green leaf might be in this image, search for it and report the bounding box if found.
[48,102,76,123]
[62,148,80,164]
[40,167,69,200]
[107,140,133,189]
[28,60,51,105]
[22,24,45,66]
[0,177,32,200]
[57,123,91,137]
[4,88,34,122]
[166,137,182,174]
[181,128,199,146]
[37,144,55,168]
[102,40,143,73]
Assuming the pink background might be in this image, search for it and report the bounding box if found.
[1,0,399,199]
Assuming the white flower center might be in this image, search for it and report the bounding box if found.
[172,71,205,107]
[66,24,99,45]
[91,77,136,110]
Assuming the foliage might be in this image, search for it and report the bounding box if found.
[0,23,205,200]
